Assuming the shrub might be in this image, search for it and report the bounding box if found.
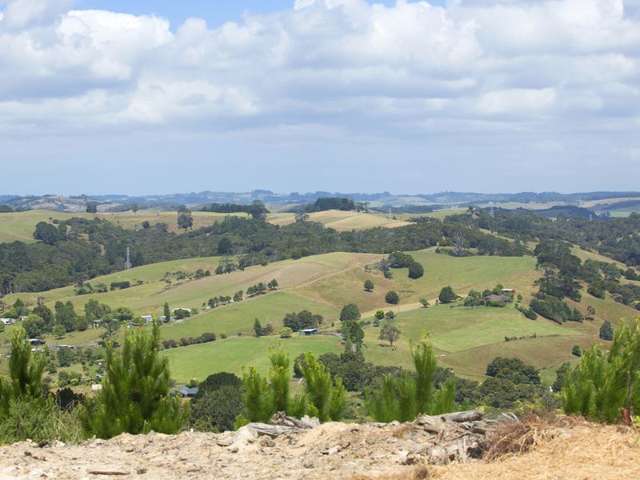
[379,323,400,347]
[408,262,424,279]
[571,345,582,357]
[110,281,131,291]
[0,397,84,445]
[438,286,457,304]
[364,279,375,292]
[385,291,400,305]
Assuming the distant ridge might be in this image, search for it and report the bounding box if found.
[1,190,639,213]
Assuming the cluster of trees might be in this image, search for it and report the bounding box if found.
[463,285,514,308]
[201,201,269,221]
[448,208,640,267]
[530,296,583,324]
[479,357,549,409]
[162,332,217,349]
[8,299,88,338]
[74,282,109,295]
[189,373,244,432]
[380,251,424,280]
[303,197,356,212]
[283,310,323,332]
[253,319,274,337]
[247,279,278,297]
[207,296,234,308]
[205,280,278,310]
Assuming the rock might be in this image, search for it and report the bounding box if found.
[259,437,275,448]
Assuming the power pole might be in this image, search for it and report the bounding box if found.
[124,246,132,270]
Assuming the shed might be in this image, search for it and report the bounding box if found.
[301,328,319,336]
[179,386,199,398]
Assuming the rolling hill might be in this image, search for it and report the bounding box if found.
[0,210,247,243]
[2,246,637,384]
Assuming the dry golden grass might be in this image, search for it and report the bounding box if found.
[350,418,640,480]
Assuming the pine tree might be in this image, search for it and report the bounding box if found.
[300,353,346,422]
[81,322,188,438]
[269,351,291,413]
[366,340,454,422]
[599,320,614,341]
[563,318,640,423]
[0,327,46,414]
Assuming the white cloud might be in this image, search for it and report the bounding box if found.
[0,0,71,29]
[0,0,639,153]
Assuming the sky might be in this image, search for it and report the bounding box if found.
[1,0,640,195]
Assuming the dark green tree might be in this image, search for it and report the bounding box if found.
[438,286,457,304]
[600,320,614,341]
[217,237,233,255]
[408,262,424,279]
[364,279,374,292]
[177,210,194,230]
[385,291,400,305]
[33,222,63,245]
[339,304,361,322]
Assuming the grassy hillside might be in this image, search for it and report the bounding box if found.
[296,249,539,315]
[267,210,411,231]
[163,335,342,383]
[3,246,636,384]
[8,252,380,317]
[0,209,246,243]
[363,304,584,380]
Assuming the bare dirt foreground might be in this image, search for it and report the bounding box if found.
[0,415,639,480]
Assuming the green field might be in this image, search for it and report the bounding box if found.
[163,335,342,383]
[3,246,636,384]
[362,304,579,379]
[0,209,245,243]
[160,291,339,339]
